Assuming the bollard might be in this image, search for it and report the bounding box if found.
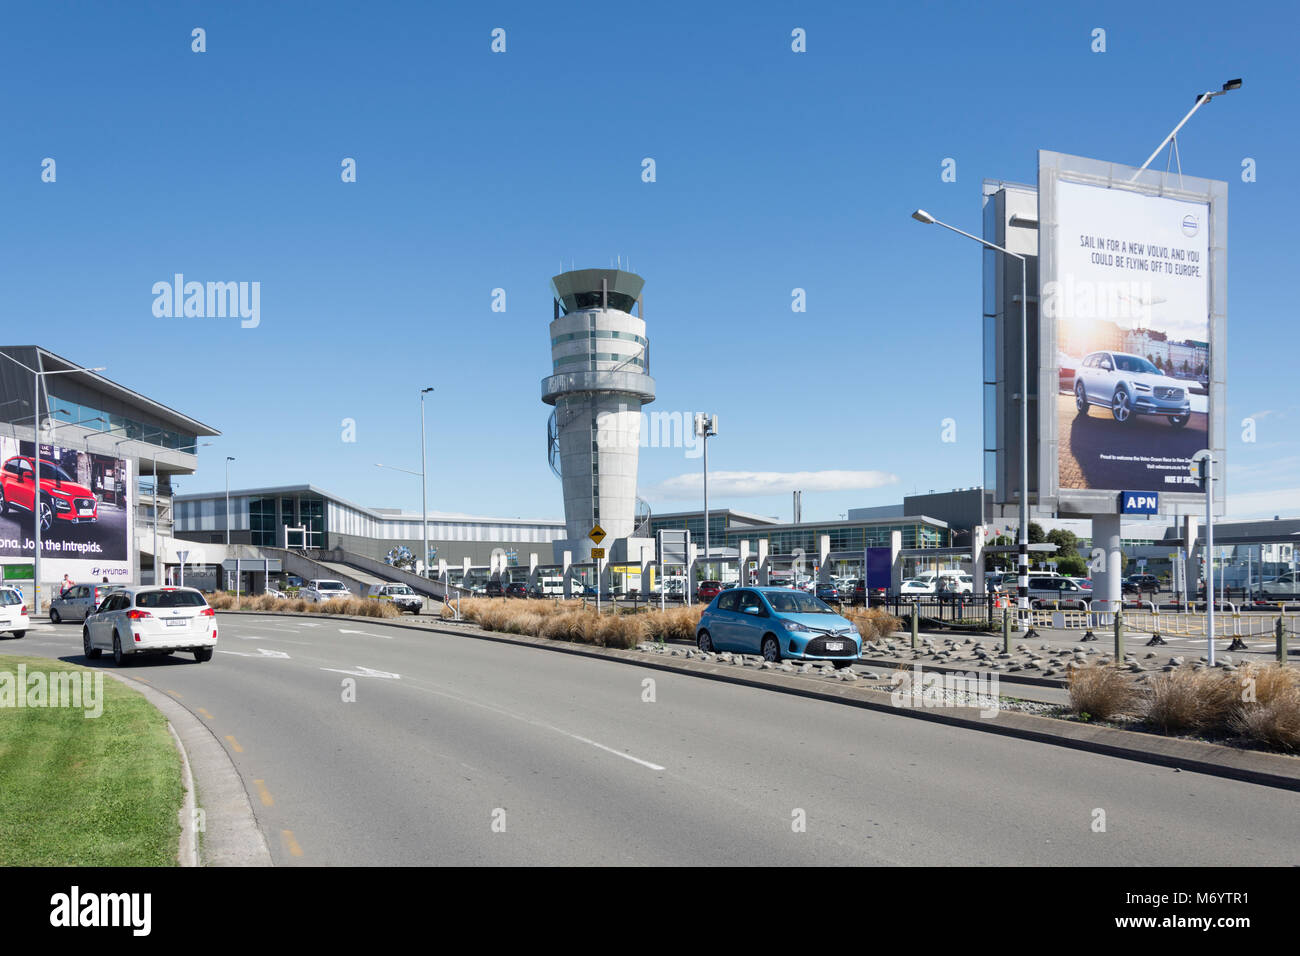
[1002,607,1011,653]
[1113,606,1124,661]
[910,606,919,650]
[1277,616,1288,665]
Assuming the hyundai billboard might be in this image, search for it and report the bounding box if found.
[0,437,134,582]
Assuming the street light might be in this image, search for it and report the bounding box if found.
[421,386,434,578]
[0,351,105,614]
[1130,78,1242,181]
[694,414,718,586]
[912,209,1031,619]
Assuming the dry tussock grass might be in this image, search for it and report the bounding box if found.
[1068,664,1141,720]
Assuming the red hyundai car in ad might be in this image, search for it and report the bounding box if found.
[0,455,98,532]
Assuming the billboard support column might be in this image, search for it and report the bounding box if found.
[890,530,903,593]
[1182,515,1199,608]
[737,540,750,586]
[973,526,986,595]
[756,539,769,587]
[1093,514,1123,616]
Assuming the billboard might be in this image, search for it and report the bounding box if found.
[1037,150,1226,516]
[0,438,134,582]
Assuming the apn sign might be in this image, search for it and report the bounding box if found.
[1120,491,1159,515]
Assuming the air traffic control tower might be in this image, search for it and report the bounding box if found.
[542,269,655,563]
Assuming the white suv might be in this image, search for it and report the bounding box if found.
[301,579,351,603]
[84,587,218,665]
[1074,351,1193,427]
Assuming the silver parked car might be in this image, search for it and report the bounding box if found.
[1073,351,1192,427]
[50,583,125,623]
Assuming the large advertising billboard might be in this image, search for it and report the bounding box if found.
[1037,150,1227,516]
[0,438,134,582]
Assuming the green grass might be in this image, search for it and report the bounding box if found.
[0,655,182,866]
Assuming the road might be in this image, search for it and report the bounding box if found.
[5,614,1299,865]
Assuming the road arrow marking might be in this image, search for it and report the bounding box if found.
[320,665,400,679]
[217,648,291,659]
[337,629,393,640]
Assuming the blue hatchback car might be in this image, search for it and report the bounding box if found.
[696,587,861,667]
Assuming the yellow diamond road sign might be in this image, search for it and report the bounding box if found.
[588,524,606,545]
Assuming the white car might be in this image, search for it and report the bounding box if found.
[1261,572,1300,600]
[0,587,29,638]
[300,579,352,603]
[1073,351,1193,427]
[899,578,936,594]
[83,586,217,665]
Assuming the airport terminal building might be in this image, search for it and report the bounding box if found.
[173,484,566,568]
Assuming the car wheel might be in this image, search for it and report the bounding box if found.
[1074,381,1088,415]
[1168,414,1189,428]
[1111,388,1133,424]
[194,647,213,663]
[761,635,780,663]
[112,632,127,666]
[50,608,61,624]
[38,500,53,532]
[697,630,714,653]
[0,486,8,514]
[84,628,101,659]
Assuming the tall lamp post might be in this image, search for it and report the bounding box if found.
[0,351,106,614]
[912,209,1030,618]
[420,386,434,578]
[694,414,718,584]
[1130,79,1242,181]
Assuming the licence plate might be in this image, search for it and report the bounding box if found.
[165,618,188,627]
[78,507,93,515]
[825,641,844,651]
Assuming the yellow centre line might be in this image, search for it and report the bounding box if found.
[197,707,214,720]
[281,830,304,858]
[166,689,183,699]
[253,779,274,807]
[224,735,244,753]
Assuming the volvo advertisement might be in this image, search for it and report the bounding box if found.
[1038,150,1227,515]
[0,438,133,582]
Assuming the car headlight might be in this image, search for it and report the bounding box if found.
[1134,382,1152,392]
[845,624,859,635]
[52,498,71,511]
[782,619,811,632]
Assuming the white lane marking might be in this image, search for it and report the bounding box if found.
[404,680,665,773]
[337,629,393,640]
[564,733,665,771]
[218,648,292,659]
[320,665,400,679]
[235,635,312,645]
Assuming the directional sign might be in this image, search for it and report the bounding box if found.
[588,524,606,545]
[590,547,606,560]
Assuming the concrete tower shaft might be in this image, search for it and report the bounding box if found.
[541,269,655,542]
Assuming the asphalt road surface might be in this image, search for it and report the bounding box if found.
[1058,392,1207,490]
[6,614,1299,866]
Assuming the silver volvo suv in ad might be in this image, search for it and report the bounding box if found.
[1073,351,1193,427]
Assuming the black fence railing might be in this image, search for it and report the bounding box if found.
[872,593,1002,627]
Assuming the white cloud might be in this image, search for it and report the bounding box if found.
[646,469,899,500]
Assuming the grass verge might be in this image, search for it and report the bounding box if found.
[0,655,183,865]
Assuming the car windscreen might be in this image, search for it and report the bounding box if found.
[317,582,345,590]
[1114,355,1158,374]
[0,589,22,606]
[135,590,209,608]
[763,590,834,614]
[40,461,76,483]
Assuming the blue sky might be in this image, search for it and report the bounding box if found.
[3,0,1297,523]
